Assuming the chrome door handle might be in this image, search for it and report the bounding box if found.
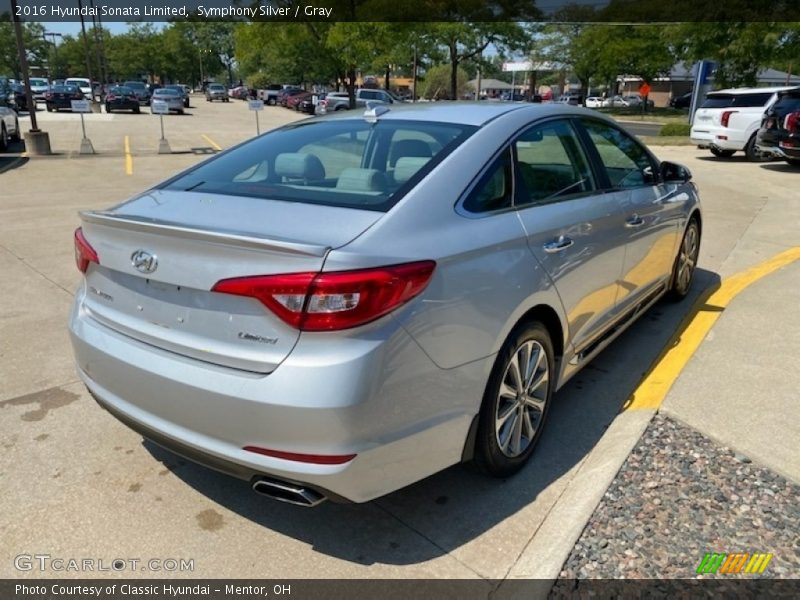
[543,236,574,253]
[625,214,645,228]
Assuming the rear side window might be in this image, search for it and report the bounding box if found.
[772,93,800,115]
[162,119,476,212]
[701,93,773,108]
[463,149,513,213]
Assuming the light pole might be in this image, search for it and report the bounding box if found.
[43,32,62,80]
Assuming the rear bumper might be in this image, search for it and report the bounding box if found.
[756,129,800,160]
[69,292,485,503]
[690,127,745,150]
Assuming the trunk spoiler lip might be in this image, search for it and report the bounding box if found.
[79,210,331,258]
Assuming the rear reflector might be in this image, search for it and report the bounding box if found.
[74,227,99,273]
[243,446,356,465]
[212,261,436,331]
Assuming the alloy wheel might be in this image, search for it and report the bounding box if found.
[495,340,549,458]
[676,223,699,294]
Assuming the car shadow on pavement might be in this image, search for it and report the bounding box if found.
[760,162,800,173]
[144,267,721,567]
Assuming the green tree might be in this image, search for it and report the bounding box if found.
[419,63,468,100]
[0,21,49,80]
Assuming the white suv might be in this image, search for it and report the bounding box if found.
[691,87,794,160]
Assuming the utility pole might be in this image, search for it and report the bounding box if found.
[11,0,51,153]
[412,46,417,102]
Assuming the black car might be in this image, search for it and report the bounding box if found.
[123,81,151,105]
[45,85,83,112]
[670,91,693,109]
[756,86,800,167]
[6,83,30,112]
[105,86,140,114]
[297,92,323,114]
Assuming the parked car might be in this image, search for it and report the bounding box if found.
[318,88,401,112]
[205,83,229,102]
[29,77,50,103]
[65,78,93,100]
[669,91,693,109]
[257,84,283,105]
[104,86,140,114]
[622,95,655,109]
[123,81,151,106]
[557,94,583,106]
[70,103,701,506]
[278,88,306,107]
[584,97,604,108]
[690,86,794,161]
[286,90,312,110]
[601,95,629,108]
[756,86,800,167]
[44,85,84,112]
[164,84,190,108]
[229,86,249,100]
[150,87,185,114]
[7,83,29,112]
[0,102,20,151]
[500,92,526,102]
[297,92,323,114]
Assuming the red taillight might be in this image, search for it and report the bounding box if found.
[243,446,356,465]
[45,92,53,99]
[212,261,436,331]
[106,94,116,101]
[73,93,82,99]
[720,110,738,127]
[74,227,99,273]
[784,111,800,133]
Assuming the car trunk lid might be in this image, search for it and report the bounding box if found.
[78,189,381,373]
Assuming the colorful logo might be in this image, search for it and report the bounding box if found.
[696,552,773,574]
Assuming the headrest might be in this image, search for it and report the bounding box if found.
[389,139,432,166]
[336,168,387,193]
[393,157,429,185]
[275,153,325,181]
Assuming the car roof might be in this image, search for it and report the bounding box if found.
[708,86,796,95]
[319,102,589,127]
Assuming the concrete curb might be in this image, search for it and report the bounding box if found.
[504,408,656,586]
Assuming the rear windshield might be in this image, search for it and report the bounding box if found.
[161,119,476,212]
[124,82,145,89]
[772,92,800,114]
[700,92,773,108]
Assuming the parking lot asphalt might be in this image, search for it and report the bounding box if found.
[1,99,798,584]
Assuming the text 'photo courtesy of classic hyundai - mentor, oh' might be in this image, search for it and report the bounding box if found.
[69,103,701,506]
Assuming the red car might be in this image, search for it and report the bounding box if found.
[286,91,312,110]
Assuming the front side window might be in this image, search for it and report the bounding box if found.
[581,119,656,189]
[163,119,475,212]
[514,119,594,206]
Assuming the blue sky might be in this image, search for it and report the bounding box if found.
[41,21,162,38]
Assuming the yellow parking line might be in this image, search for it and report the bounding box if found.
[625,247,800,411]
[202,134,222,151]
[124,136,133,175]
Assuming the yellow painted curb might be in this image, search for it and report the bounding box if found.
[123,136,133,175]
[625,247,800,411]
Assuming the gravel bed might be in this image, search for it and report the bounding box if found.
[553,414,800,588]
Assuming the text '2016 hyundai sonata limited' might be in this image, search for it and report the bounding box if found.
[69,103,701,506]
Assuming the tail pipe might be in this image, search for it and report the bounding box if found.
[251,477,326,507]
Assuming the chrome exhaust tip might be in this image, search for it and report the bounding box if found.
[251,478,326,507]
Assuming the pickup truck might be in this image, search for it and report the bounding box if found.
[257,84,284,105]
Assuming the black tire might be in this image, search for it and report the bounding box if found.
[11,118,20,142]
[267,97,276,106]
[667,218,701,302]
[105,105,112,113]
[710,147,735,158]
[133,106,140,114]
[178,109,184,115]
[785,158,800,168]
[0,123,7,151]
[473,322,555,478]
[744,134,770,162]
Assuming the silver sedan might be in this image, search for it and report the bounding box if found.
[69,103,701,505]
[150,88,185,114]
[0,104,20,151]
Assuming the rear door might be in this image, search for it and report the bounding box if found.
[513,118,627,354]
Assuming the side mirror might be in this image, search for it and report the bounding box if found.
[660,161,692,183]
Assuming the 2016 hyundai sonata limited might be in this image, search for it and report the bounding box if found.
[69,103,701,506]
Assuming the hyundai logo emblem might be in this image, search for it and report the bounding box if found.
[131,250,158,274]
